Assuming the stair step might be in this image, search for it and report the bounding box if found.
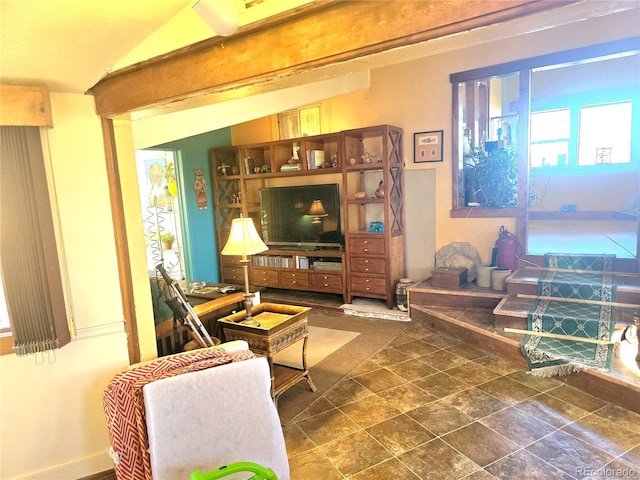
[506,267,640,305]
[495,294,638,331]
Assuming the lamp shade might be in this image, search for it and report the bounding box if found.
[221,217,268,256]
[306,200,328,217]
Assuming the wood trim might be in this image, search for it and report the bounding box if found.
[89,0,580,117]
[0,332,14,355]
[450,207,525,218]
[450,36,640,83]
[529,210,638,221]
[77,469,115,480]
[101,118,140,364]
[0,85,53,127]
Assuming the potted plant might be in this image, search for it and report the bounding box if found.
[161,231,175,250]
[466,145,518,208]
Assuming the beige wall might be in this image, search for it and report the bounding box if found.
[0,93,130,479]
[1,9,638,480]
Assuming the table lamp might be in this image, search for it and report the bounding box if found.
[221,216,268,326]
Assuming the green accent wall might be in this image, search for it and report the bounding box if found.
[156,128,232,282]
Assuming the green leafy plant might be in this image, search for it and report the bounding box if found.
[467,145,518,208]
[163,162,176,183]
[160,231,175,243]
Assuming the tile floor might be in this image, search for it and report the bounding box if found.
[282,321,640,479]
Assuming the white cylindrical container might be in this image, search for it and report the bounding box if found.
[491,268,511,291]
[476,264,496,288]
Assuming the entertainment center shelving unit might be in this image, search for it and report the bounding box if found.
[210,124,405,308]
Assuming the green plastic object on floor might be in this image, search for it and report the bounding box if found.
[191,461,278,480]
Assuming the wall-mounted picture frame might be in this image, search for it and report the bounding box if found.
[278,106,321,139]
[414,130,444,163]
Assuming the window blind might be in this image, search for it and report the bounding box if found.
[0,126,70,355]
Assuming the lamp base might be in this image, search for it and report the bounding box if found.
[240,294,259,326]
[241,316,259,327]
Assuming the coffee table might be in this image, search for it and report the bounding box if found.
[218,303,316,407]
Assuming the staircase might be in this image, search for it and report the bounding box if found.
[408,265,640,413]
[494,267,640,331]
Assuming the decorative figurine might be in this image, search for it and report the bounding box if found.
[193,168,208,210]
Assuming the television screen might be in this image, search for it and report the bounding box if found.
[259,184,343,249]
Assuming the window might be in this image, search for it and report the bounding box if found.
[530,100,633,170]
[530,109,570,168]
[578,101,632,166]
[0,275,10,329]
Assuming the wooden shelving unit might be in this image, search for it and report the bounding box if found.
[210,125,405,306]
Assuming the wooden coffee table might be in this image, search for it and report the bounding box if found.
[218,303,316,407]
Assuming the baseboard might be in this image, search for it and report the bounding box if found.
[78,469,116,480]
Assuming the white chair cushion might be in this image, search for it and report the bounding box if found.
[143,356,289,480]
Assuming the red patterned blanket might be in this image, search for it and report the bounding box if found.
[103,347,255,480]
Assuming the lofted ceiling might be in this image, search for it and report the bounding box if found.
[0,0,309,94]
[1,0,637,148]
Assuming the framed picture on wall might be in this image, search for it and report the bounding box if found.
[278,106,321,139]
[414,130,444,163]
[278,110,300,139]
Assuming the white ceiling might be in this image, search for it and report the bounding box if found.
[0,0,309,94]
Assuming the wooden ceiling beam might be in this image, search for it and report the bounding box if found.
[89,0,582,117]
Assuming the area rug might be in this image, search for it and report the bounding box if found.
[340,297,410,322]
[521,253,617,377]
[273,326,360,369]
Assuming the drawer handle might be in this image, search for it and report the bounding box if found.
[364,267,369,272]
[364,248,368,252]
[365,279,370,283]
[365,287,370,291]
[323,283,329,287]
[363,240,368,244]
[364,259,369,264]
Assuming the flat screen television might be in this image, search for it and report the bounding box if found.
[259,183,343,249]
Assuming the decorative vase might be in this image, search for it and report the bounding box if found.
[395,278,414,312]
[374,180,385,198]
[244,157,254,175]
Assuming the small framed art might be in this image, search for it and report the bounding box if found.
[414,130,444,163]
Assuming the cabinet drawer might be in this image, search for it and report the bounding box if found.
[280,271,310,289]
[220,255,243,267]
[348,237,386,255]
[222,266,245,283]
[350,275,387,295]
[311,271,343,293]
[349,256,387,275]
[251,268,279,286]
